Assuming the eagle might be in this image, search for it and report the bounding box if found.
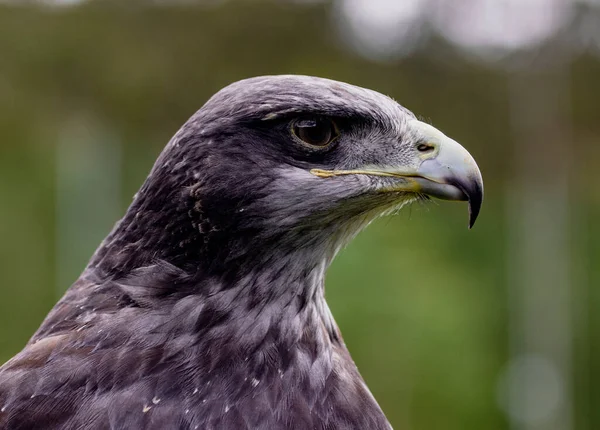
[0,75,483,429]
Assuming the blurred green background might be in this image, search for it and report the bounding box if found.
[0,1,599,429]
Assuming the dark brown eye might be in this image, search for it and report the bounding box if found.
[292,117,338,147]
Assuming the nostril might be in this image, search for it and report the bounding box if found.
[417,143,435,153]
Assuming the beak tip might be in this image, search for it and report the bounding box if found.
[468,210,478,229]
[467,184,483,229]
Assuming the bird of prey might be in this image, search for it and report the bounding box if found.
[0,75,483,429]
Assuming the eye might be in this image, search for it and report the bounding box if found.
[417,143,435,153]
[292,117,338,147]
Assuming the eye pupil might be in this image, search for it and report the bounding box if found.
[293,117,336,147]
[417,143,434,152]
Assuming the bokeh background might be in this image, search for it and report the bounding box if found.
[1,0,599,429]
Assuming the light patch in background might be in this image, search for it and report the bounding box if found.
[431,0,572,56]
[39,0,87,5]
[497,354,564,426]
[333,0,428,60]
[568,0,600,55]
[333,0,598,62]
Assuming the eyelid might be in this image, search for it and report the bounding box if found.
[296,119,317,128]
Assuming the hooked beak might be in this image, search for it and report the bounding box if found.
[310,120,484,228]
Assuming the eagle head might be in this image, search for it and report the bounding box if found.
[92,75,483,279]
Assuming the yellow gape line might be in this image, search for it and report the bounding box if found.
[310,168,417,178]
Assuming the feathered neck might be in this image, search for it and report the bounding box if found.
[86,238,342,351]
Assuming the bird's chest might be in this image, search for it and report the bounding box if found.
[129,348,391,430]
